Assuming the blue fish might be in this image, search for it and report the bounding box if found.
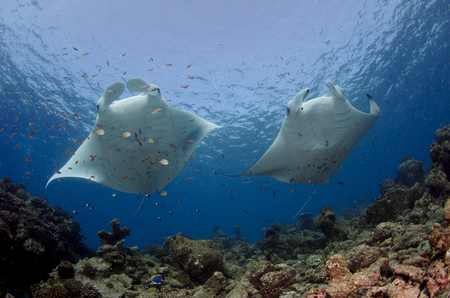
[148,275,164,285]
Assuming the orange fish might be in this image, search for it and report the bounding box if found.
[123,176,128,180]
[164,63,172,66]
[230,190,235,193]
[79,52,89,56]
[365,158,370,163]
[135,173,141,176]
[13,144,19,149]
[147,68,153,71]
[187,139,194,143]
[372,141,375,146]
[261,188,266,192]
[289,189,295,193]
[10,132,15,139]
[178,85,189,89]
[55,171,61,174]
[215,171,218,175]
[150,155,157,159]
[107,147,112,150]
[89,74,98,78]
[190,156,196,158]
[22,158,31,162]
[398,134,402,137]
[24,171,31,175]
[185,178,191,181]
[194,169,197,173]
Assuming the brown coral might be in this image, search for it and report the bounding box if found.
[96,218,131,245]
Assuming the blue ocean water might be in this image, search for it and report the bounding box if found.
[0,0,448,250]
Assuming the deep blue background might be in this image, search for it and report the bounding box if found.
[0,0,449,250]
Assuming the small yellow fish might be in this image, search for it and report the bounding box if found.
[121,132,131,138]
[107,89,116,93]
[89,74,98,78]
[158,159,169,165]
[81,73,87,78]
[148,138,154,143]
[178,85,189,89]
[150,87,159,91]
[119,53,126,57]
[164,63,172,66]
[187,76,194,79]
[186,64,192,68]
[159,191,168,196]
[147,68,153,71]
[140,85,150,89]
[152,108,163,114]
[79,52,89,57]
[61,53,68,56]
[94,129,105,136]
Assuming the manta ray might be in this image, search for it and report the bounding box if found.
[224,80,381,186]
[46,77,220,194]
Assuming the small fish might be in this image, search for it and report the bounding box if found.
[123,71,127,75]
[123,176,128,180]
[146,57,153,61]
[221,153,224,158]
[230,190,235,193]
[190,156,196,158]
[140,85,150,89]
[13,144,19,149]
[372,141,375,146]
[155,202,160,206]
[147,68,153,71]
[79,52,89,56]
[194,169,197,173]
[119,53,126,57]
[178,85,189,89]
[112,194,117,198]
[61,53,68,56]
[338,182,344,185]
[176,200,182,203]
[398,134,402,137]
[107,89,116,93]
[170,144,177,149]
[383,99,390,104]
[187,76,194,79]
[61,47,67,50]
[73,210,78,215]
[55,171,61,174]
[106,59,109,66]
[148,138,154,143]
[158,217,161,221]
[95,129,105,136]
[86,203,90,207]
[187,139,194,143]
[165,99,172,102]
[186,64,192,68]
[152,108,163,114]
[10,132,15,139]
[289,189,294,193]
[170,211,173,215]
[406,108,412,111]
[24,171,31,175]
[365,158,370,163]
[159,191,168,196]
[89,74,98,78]
[196,209,200,212]
[185,178,191,182]
[164,63,172,66]
[244,210,248,214]
[121,132,132,138]
[72,46,78,51]
[159,159,169,165]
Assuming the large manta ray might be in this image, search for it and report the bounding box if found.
[224,80,381,185]
[46,77,220,194]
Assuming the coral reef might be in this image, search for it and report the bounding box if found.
[10,123,450,297]
[97,218,131,245]
[164,232,223,283]
[0,177,95,292]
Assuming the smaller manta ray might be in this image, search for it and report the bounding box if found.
[223,80,381,185]
[46,77,220,194]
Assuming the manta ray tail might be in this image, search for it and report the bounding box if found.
[219,172,242,177]
[292,184,319,219]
